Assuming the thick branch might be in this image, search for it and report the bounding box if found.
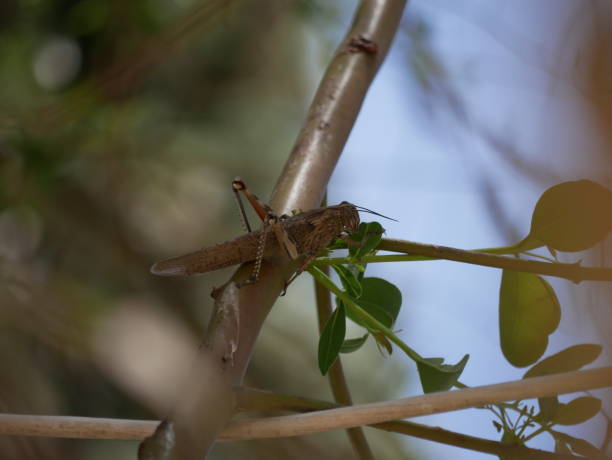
[314,238,612,283]
[147,1,409,458]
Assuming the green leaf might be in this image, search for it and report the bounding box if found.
[318,303,346,375]
[499,270,560,367]
[416,354,469,393]
[552,396,601,426]
[537,396,559,423]
[360,277,402,326]
[524,344,602,378]
[331,264,362,298]
[528,179,612,252]
[349,221,384,259]
[344,277,402,329]
[552,431,604,457]
[340,334,368,353]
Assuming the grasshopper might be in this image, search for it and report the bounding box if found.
[150,178,362,286]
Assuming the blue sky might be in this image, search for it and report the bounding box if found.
[325,1,611,457]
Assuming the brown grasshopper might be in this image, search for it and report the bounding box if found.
[150,178,362,286]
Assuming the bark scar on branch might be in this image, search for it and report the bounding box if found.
[347,35,378,54]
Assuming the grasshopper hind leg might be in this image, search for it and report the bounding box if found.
[236,220,269,288]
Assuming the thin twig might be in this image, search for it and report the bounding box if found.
[313,238,612,283]
[314,265,375,460]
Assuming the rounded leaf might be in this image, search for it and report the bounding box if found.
[499,270,560,367]
[524,344,602,378]
[529,180,612,252]
[552,397,601,426]
[359,277,402,327]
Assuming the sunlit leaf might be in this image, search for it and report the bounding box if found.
[554,438,572,454]
[528,180,612,252]
[340,334,368,354]
[552,397,601,426]
[552,431,604,457]
[524,344,602,378]
[416,354,469,393]
[499,270,560,367]
[318,303,346,375]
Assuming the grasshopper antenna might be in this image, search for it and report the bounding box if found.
[353,204,399,222]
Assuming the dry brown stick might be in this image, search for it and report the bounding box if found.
[0,410,577,460]
[314,265,374,460]
[222,366,612,439]
[235,388,581,460]
[3,367,610,458]
[143,1,409,458]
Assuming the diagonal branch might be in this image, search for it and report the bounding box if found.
[4,366,609,459]
[222,366,612,439]
[314,238,612,283]
[142,1,409,458]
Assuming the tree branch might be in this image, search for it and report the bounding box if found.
[143,1,409,458]
[222,366,612,439]
[314,238,612,283]
[3,367,609,459]
[235,388,582,460]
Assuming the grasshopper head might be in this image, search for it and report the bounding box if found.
[338,201,360,234]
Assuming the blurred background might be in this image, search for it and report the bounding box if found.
[0,0,610,458]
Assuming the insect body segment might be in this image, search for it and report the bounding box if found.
[150,179,361,288]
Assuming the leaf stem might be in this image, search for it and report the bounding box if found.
[308,266,423,362]
[313,238,612,283]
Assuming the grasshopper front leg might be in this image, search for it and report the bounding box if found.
[231,178,300,286]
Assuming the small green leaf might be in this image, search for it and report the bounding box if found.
[318,303,346,375]
[349,221,384,259]
[345,277,402,329]
[552,397,601,426]
[552,431,604,457]
[524,344,602,378]
[331,265,362,298]
[528,179,612,252]
[360,277,402,326]
[416,354,469,393]
[340,334,368,353]
[499,270,560,367]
